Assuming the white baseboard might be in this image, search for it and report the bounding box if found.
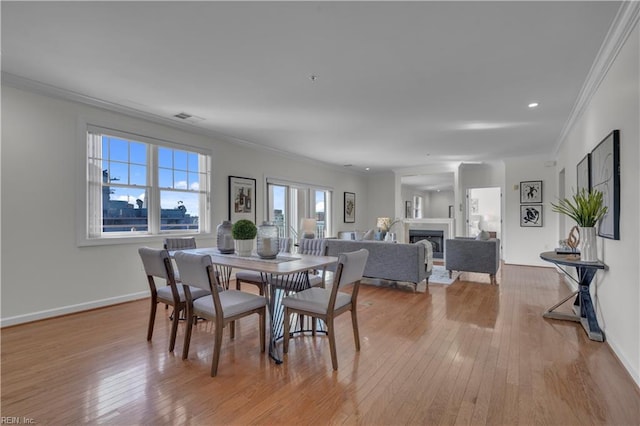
[0,291,148,328]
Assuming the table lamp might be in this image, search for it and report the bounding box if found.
[301,218,317,239]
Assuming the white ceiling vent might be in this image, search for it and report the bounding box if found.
[173,112,205,124]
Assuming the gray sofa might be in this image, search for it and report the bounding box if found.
[444,237,500,284]
[325,239,432,291]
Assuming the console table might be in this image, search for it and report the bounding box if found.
[539,251,607,342]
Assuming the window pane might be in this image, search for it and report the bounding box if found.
[158,168,173,188]
[130,164,146,186]
[174,150,188,171]
[174,171,188,189]
[188,172,200,190]
[109,137,128,162]
[130,142,146,165]
[103,187,148,233]
[109,161,129,184]
[188,153,199,171]
[160,191,199,231]
[158,147,173,168]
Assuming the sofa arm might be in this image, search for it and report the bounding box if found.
[444,238,500,275]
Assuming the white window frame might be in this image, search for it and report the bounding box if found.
[265,177,333,240]
[77,122,212,246]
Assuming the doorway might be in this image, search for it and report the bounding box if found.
[466,187,501,238]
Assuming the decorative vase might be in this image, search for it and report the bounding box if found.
[235,239,254,257]
[257,221,279,259]
[579,226,598,262]
[216,221,235,254]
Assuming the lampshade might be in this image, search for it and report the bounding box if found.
[301,218,317,238]
[377,217,390,230]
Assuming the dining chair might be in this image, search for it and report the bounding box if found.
[138,247,210,352]
[282,248,369,370]
[163,237,197,251]
[235,237,292,295]
[297,238,328,287]
[174,251,267,377]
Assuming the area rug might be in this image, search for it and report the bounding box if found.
[429,265,460,285]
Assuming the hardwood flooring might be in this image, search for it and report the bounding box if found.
[2,264,639,425]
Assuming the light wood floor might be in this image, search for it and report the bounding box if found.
[2,264,639,425]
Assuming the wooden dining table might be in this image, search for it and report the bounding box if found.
[174,248,338,363]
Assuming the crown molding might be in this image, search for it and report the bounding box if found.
[1,71,361,176]
[555,1,640,155]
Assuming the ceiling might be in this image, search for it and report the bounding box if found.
[2,1,622,177]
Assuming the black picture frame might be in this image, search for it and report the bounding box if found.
[520,204,543,227]
[228,176,257,224]
[520,180,542,204]
[344,192,355,223]
[590,130,620,240]
[576,153,591,193]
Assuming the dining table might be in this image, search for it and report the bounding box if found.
[173,248,338,363]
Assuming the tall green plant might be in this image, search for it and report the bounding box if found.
[550,188,607,227]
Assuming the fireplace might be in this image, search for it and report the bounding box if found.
[409,229,444,259]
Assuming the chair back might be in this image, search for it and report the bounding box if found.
[297,238,326,255]
[138,247,180,300]
[163,237,197,251]
[174,251,215,293]
[279,237,292,254]
[336,249,369,288]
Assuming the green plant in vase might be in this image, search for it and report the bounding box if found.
[551,188,607,261]
[232,219,257,256]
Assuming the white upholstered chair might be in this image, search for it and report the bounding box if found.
[297,238,329,288]
[282,248,369,370]
[235,238,292,295]
[138,247,210,352]
[174,251,266,377]
[163,237,197,251]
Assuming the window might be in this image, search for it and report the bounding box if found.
[86,126,210,241]
[413,195,423,219]
[266,179,332,239]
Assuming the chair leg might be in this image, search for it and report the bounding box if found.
[351,309,360,351]
[327,318,338,370]
[169,306,180,352]
[311,317,317,336]
[147,299,157,341]
[182,311,195,360]
[210,323,224,377]
[259,310,266,352]
[283,308,291,354]
[490,274,497,285]
[230,320,235,339]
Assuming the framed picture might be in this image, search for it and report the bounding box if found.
[576,153,591,193]
[590,130,620,240]
[520,204,543,227]
[520,180,542,204]
[344,192,355,223]
[405,201,412,218]
[228,176,256,223]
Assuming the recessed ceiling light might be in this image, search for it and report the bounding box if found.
[528,102,539,108]
[365,167,371,171]
[309,75,319,82]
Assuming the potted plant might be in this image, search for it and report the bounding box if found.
[232,219,257,256]
[550,188,607,262]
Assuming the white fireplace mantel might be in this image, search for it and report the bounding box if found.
[400,219,455,243]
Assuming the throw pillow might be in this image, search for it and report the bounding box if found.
[362,229,374,240]
[476,230,490,240]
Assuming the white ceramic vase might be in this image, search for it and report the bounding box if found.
[235,239,254,257]
[579,226,598,262]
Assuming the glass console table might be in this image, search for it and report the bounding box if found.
[539,251,607,342]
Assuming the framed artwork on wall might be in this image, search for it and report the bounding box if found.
[590,129,620,240]
[576,153,591,193]
[520,180,542,203]
[344,192,355,223]
[520,204,543,227]
[228,176,256,223]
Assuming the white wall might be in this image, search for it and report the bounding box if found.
[503,157,558,266]
[425,190,454,218]
[554,23,639,385]
[0,85,367,325]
